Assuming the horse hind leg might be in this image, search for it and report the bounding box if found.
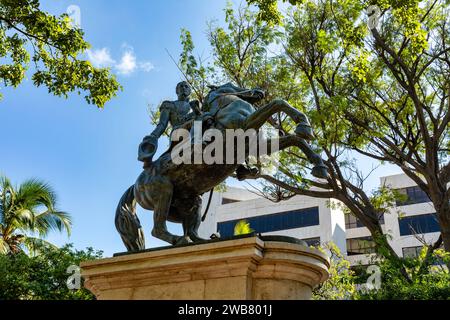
[149,178,189,245]
[181,196,208,243]
[244,99,314,141]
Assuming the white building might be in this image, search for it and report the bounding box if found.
[199,174,441,266]
[381,174,441,257]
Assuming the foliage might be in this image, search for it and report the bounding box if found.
[354,248,450,300]
[313,242,357,300]
[178,29,217,102]
[235,0,450,254]
[0,244,102,300]
[0,175,71,255]
[233,220,254,236]
[0,0,121,107]
[179,0,450,257]
[313,243,450,300]
[207,3,283,94]
[243,0,450,251]
[247,0,305,25]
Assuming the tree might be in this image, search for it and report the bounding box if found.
[0,175,71,254]
[0,0,121,108]
[183,3,408,277]
[176,1,450,284]
[343,0,450,252]
[247,0,450,252]
[0,244,102,300]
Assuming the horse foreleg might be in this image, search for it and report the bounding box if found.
[244,99,314,140]
[262,135,329,179]
[296,138,329,179]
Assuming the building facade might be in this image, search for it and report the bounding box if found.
[198,174,441,266]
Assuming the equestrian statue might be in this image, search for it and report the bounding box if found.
[115,81,328,252]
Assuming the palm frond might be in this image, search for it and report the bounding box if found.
[34,210,72,237]
[23,236,58,256]
[0,202,3,226]
[16,178,57,212]
[0,175,12,190]
[0,175,72,249]
[0,237,10,254]
[0,175,14,225]
[12,208,35,230]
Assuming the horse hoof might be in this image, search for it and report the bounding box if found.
[188,233,208,242]
[236,165,259,181]
[174,236,192,246]
[312,165,329,179]
[295,124,314,141]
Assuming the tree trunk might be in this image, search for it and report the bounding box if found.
[438,216,450,252]
[442,231,450,252]
[436,198,450,252]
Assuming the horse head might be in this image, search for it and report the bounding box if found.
[205,82,265,110]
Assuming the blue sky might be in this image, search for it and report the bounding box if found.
[0,0,401,256]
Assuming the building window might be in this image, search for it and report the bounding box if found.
[396,186,430,206]
[221,198,240,205]
[402,246,423,258]
[302,237,321,247]
[403,245,444,264]
[217,207,320,238]
[398,213,440,236]
[345,214,385,229]
[346,236,377,256]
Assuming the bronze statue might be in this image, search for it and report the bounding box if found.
[138,81,201,168]
[115,82,328,252]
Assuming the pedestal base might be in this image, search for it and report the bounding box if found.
[81,236,330,300]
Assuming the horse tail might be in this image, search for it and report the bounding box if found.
[115,185,145,252]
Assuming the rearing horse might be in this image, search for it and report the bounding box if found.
[115,83,328,251]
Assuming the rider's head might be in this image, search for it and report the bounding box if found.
[176,81,191,100]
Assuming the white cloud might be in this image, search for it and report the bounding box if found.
[86,44,154,76]
[116,50,137,75]
[139,61,155,72]
[86,48,116,68]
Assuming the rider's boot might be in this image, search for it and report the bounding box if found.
[295,123,315,141]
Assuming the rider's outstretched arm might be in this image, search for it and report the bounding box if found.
[150,107,170,138]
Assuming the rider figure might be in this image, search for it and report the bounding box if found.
[138,81,201,168]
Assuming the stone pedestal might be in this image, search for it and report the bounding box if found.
[81,236,330,300]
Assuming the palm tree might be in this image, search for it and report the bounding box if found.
[0,175,71,254]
